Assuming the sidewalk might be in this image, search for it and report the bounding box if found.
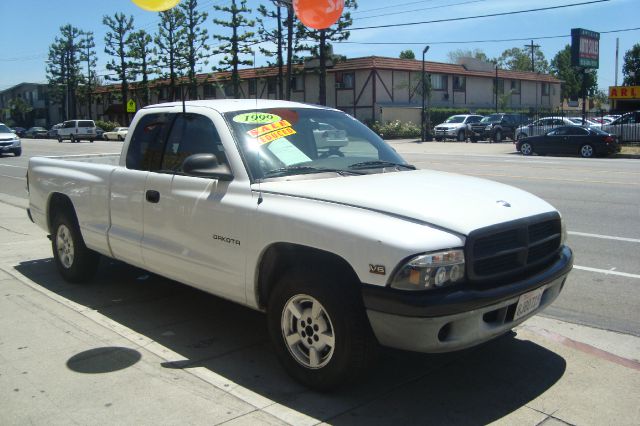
[1,194,639,425]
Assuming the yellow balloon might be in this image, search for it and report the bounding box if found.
[131,0,181,12]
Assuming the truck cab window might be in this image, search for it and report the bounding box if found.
[161,113,227,174]
[126,113,171,170]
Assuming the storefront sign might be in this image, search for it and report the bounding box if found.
[609,86,640,99]
[571,28,599,69]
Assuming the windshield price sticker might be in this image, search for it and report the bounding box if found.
[233,112,281,124]
[247,119,292,138]
[259,127,297,145]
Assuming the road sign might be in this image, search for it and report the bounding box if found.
[126,99,136,113]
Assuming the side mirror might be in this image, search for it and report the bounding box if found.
[182,153,233,181]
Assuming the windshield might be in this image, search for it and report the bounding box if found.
[480,114,502,123]
[0,124,13,133]
[445,116,465,124]
[225,108,410,181]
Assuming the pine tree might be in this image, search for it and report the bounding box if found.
[178,0,209,99]
[213,0,256,99]
[129,30,156,106]
[256,1,285,99]
[79,31,97,118]
[297,0,358,105]
[155,8,187,101]
[45,25,84,120]
[103,13,135,124]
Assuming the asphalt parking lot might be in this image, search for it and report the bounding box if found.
[1,138,639,425]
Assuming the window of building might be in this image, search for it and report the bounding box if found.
[224,83,234,97]
[248,79,257,96]
[542,82,550,96]
[494,79,505,94]
[267,78,276,94]
[510,80,521,94]
[453,75,466,91]
[291,75,304,91]
[335,72,355,89]
[203,84,216,99]
[430,74,447,91]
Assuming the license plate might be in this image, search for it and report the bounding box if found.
[513,287,545,321]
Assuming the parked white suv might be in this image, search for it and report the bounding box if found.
[434,114,483,142]
[57,119,97,143]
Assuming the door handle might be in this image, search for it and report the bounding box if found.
[146,190,160,203]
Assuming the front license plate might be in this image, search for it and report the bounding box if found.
[513,287,545,321]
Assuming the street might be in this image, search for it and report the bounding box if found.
[1,138,639,425]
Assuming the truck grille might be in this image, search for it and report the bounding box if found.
[466,213,562,283]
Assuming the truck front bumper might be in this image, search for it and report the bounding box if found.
[362,246,573,353]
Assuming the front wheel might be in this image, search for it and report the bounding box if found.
[267,268,377,390]
[520,142,533,156]
[51,212,100,283]
[457,130,465,142]
[493,130,503,143]
[580,144,594,158]
[14,148,22,157]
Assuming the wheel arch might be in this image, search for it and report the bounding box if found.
[255,243,362,311]
[47,192,79,234]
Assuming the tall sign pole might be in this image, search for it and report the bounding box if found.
[571,28,600,124]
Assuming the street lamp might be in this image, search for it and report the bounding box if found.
[421,45,430,142]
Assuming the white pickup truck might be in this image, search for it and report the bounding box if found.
[27,100,573,390]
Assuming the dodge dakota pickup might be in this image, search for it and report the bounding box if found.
[27,100,573,389]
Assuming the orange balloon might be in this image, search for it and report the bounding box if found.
[131,0,181,12]
[294,0,345,30]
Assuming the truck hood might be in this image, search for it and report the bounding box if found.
[256,169,556,235]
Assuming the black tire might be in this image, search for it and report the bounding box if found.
[267,267,377,390]
[470,137,478,143]
[70,135,76,143]
[435,137,443,142]
[118,135,124,141]
[51,211,100,283]
[58,137,63,143]
[89,139,94,143]
[14,148,22,157]
[520,142,533,156]
[493,130,503,143]
[579,144,594,158]
[457,130,465,142]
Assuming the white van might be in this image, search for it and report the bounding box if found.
[57,120,97,143]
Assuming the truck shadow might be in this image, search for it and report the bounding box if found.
[15,258,566,424]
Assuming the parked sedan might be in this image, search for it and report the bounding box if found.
[102,127,128,141]
[24,127,48,138]
[516,126,620,158]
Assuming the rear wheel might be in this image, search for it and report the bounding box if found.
[267,268,377,390]
[51,211,100,283]
[493,130,503,143]
[580,144,594,158]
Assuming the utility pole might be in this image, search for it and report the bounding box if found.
[615,37,619,86]
[523,40,540,72]
[421,45,430,142]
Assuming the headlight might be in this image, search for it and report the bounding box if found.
[389,249,465,291]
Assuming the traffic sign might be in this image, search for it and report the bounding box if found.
[126,99,136,113]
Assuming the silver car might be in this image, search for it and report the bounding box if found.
[434,114,483,142]
[515,117,577,140]
[601,111,640,142]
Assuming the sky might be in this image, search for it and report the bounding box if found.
[1,0,638,92]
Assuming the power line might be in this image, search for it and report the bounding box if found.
[348,0,612,31]
[354,0,488,21]
[336,26,640,45]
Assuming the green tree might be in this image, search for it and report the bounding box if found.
[7,97,34,127]
[550,45,598,100]
[622,43,640,85]
[155,8,187,101]
[497,47,549,73]
[399,50,415,60]
[79,31,97,118]
[213,0,256,99]
[129,30,156,106]
[45,24,84,120]
[179,0,209,99]
[297,0,358,105]
[446,48,488,64]
[257,1,286,99]
[103,13,136,124]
